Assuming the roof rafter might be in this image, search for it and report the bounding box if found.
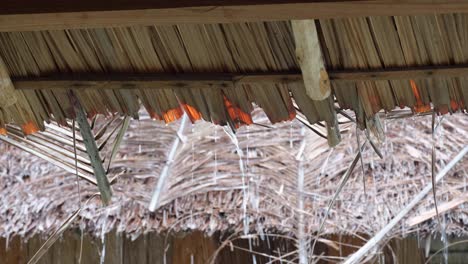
[2,0,468,31]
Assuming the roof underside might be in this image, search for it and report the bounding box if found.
[0,14,466,142]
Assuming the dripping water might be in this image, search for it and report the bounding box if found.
[441,216,449,264]
[289,122,293,149]
[191,123,195,182]
[214,126,218,184]
[249,237,258,264]
[223,126,249,235]
[417,229,421,248]
[138,120,142,154]
[99,230,106,264]
[318,148,334,186]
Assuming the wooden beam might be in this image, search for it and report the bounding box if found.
[292,20,331,100]
[12,72,303,91]
[330,64,468,81]
[11,64,468,91]
[2,0,468,31]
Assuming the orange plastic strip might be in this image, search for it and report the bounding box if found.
[22,121,39,135]
[223,96,253,128]
[450,99,460,112]
[162,107,184,123]
[181,104,202,123]
[410,80,431,113]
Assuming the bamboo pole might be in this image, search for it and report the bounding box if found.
[343,145,468,264]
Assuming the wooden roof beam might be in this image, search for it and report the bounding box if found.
[292,20,331,101]
[330,65,468,81]
[2,0,468,31]
[11,72,304,91]
[12,64,468,91]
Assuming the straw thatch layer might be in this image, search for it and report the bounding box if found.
[0,22,337,140]
[0,110,466,244]
[0,15,466,141]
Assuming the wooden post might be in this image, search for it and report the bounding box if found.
[292,20,331,101]
[0,56,38,133]
[70,92,112,205]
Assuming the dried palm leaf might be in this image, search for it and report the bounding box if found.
[310,141,366,257]
[107,116,131,173]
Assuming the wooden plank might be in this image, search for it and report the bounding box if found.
[147,232,172,264]
[123,235,147,264]
[79,233,102,264]
[103,232,123,264]
[27,236,54,264]
[3,1,468,31]
[11,64,468,92]
[387,237,425,264]
[0,236,28,264]
[292,20,331,100]
[172,231,217,264]
[55,232,77,264]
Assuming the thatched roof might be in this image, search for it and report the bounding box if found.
[0,4,467,262]
[0,14,467,145]
[0,110,466,245]
[0,22,333,138]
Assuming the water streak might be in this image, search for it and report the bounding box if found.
[441,216,449,264]
[99,225,106,264]
[223,126,249,235]
[249,238,257,264]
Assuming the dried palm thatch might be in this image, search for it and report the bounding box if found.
[0,109,466,262]
[0,23,337,140]
[0,14,466,144]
